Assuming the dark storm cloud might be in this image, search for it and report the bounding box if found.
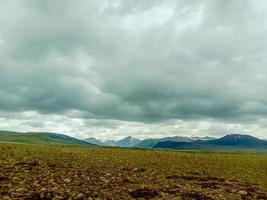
[1,0,267,123]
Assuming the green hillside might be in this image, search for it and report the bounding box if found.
[0,131,94,146]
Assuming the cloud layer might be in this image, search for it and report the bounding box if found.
[1,0,267,139]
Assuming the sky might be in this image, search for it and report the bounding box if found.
[0,0,267,140]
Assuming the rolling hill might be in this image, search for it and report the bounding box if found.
[0,131,94,146]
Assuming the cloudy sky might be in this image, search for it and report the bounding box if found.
[0,0,267,140]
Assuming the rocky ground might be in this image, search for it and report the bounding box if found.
[0,143,267,200]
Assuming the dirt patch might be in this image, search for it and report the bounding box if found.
[0,176,9,181]
[129,188,158,199]
[199,181,220,189]
[181,191,214,200]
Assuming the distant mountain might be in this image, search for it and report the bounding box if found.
[83,136,141,147]
[189,136,217,141]
[135,139,158,148]
[83,137,102,145]
[0,131,95,146]
[116,136,141,147]
[135,136,194,148]
[210,134,267,148]
[154,141,206,149]
[154,134,267,150]
[102,140,117,146]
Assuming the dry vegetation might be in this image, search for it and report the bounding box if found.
[0,142,267,200]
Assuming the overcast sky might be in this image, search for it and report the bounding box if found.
[0,0,267,140]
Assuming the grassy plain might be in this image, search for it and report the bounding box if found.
[0,142,267,199]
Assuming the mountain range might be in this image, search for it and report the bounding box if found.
[155,134,267,150]
[84,134,267,150]
[83,135,217,148]
[1,130,266,150]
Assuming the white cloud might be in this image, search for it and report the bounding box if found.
[0,0,267,139]
[0,111,267,140]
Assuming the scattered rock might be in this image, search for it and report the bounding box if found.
[133,168,146,172]
[52,195,64,200]
[76,193,84,199]
[238,190,248,195]
[64,178,71,183]
[16,188,26,193]
[31,159,40,166]
[122,167,146,173]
